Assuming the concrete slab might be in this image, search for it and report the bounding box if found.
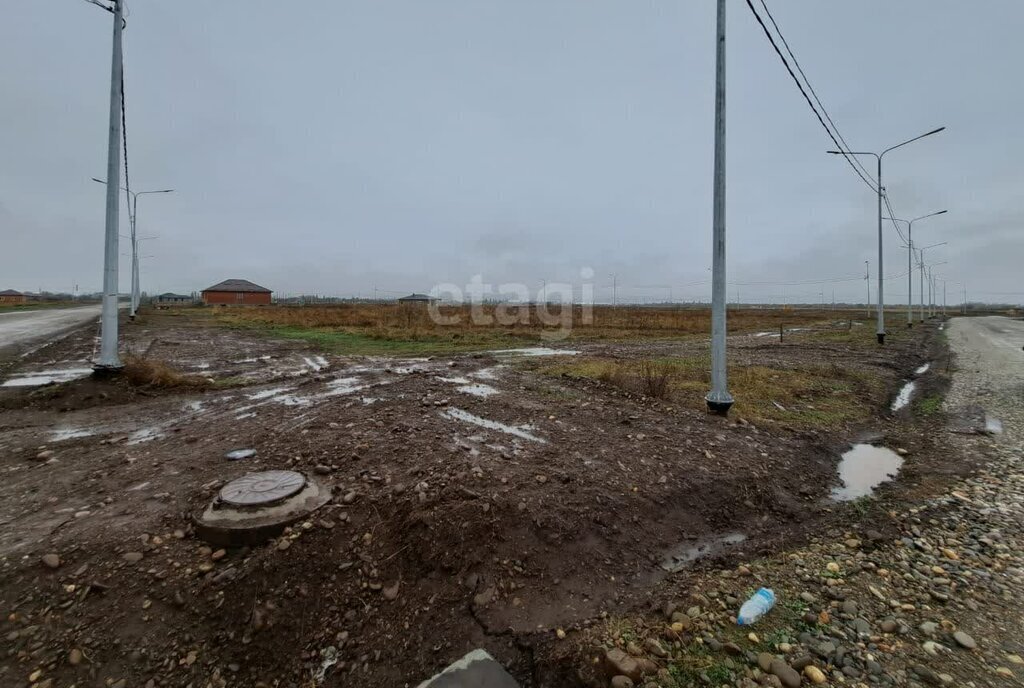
[417,649,520,688]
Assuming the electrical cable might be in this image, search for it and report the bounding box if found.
[743,0,878,194]
[756,1,875,184]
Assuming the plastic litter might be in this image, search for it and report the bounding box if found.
[736,587,775,625]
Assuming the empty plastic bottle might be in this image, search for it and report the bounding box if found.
[736,588,775,625]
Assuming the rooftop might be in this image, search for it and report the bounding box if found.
[202,279,272,294]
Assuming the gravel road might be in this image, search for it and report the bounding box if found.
[0,305,101,351]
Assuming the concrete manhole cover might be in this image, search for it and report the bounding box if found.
[195,470,329,546]
[220,470,306,506]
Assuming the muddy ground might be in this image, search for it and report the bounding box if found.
[0,311,952,687]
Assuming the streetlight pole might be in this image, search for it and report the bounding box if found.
[887,210,947,328]
[916,244,946,321]
[828,126,945,344]
[94,0,125,373]
[93,179,173,319]
[706,0,733,415]
[864,260,870,319]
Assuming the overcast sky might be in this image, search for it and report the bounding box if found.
[2,1,1021,304]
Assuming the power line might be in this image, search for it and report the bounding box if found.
[756,1,874,184]
[882,192,908,245]
[743,0,878,194]
[120,72,132,223]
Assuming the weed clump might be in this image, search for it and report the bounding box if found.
[123,355,210,389]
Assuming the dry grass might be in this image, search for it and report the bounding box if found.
[123,355,211,389]
[201,303,857,353]
[544,355,884,428]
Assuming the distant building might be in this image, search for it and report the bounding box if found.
[201,279,272,306]
[0,289,27,304]
[155,293,194,306]
[397,293,435,304]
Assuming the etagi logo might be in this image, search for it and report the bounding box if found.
[426,268,595,341]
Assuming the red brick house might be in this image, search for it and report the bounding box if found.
[201,279,272,306]
[0,289,27,304]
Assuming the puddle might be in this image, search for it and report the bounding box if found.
[247,386,295,401]
[491,347,579,357]
[50,427,96,442]
[441,408,546,443]
[660,533,747,573]
[914,363,930,375]
[437,375,500,397]
[984,416,1003,435]
[304,356,329,371]
[127,427,165,445]
[891,381,916,411]
[2,367,93,387]
[831,444,903,501]
[470,366,503,380]
[322,377,368,397]
[458,383,499,397]
[754,331,780,338]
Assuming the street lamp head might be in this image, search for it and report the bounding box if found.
[924,126,946,137]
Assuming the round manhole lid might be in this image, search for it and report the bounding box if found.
[220,470,307,506]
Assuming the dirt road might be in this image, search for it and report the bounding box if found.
[0,305,100,352]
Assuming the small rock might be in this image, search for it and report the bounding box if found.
[382,581,400,600]
[123,552,144,563]
[804,665,826,684]
[314,464,331,475]
[790,656,814,671]
[769,659,801,688]
[605,649,642,682]
[841,599,858,615]
[342,490,357,504]
[277,539,291,551]
[757,652,774,672]
[211,549,226,561]
[68,649,83,665]
[913,664,942,686]
[473,586,495,607]
[881,619,898,633]
[643,638,667,658]
[995,667,1015,679]
[610,677,635,688]
[799,592,816,604]
[952,631,977,650]
[919,621,938,636]
[36,450,55,461]
[41,553,60,569]
[826,562,840,573]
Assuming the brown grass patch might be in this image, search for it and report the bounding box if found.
[205,303,859,348]
[545,355,884,429]
[123,355,210,389]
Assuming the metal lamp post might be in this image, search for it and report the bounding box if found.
[706,0,733,414]
[828,126,945,344]
[886,210,947,328]
[916,244,947,321]
[92,178,173,318]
